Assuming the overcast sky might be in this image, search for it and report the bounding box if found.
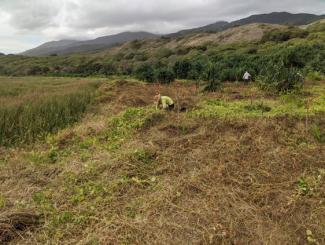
[0,0,324,54]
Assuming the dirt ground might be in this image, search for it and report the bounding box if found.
[0,80,324,244]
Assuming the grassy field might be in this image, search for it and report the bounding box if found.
[0,77,104,146]
[0,78,324,244]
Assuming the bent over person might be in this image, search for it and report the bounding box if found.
[154,92,175,111]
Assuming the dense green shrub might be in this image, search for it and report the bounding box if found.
[134,63,155,82]
[155,67,175,84]
[100,62,117,76]
[173,59,192,79]
[261,28,309,43]
[258,62,304,93]
[187,60,205,81]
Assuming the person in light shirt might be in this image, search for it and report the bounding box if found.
[154,92,175,111]
[243,71,252,82]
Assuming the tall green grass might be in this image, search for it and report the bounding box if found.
[0,80,100,146]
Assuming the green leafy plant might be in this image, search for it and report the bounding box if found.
[298,177,309,195]
[258,62,304,94]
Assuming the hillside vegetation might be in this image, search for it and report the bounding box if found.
[21,32,157,57]
[0,78,324,244]
[0,21,325,87]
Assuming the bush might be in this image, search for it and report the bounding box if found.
[261,28,309,43]
[101,62,117,76]
[124,52,135,60]
[134,63,155,82]
[258,62,304,93]
[173,59,192,79]
[134,53,148,62]
[188,60,205,81]
[156,48,173,59]
[203,63,221,92]
[27,66,43,75]
[155,67,175,84]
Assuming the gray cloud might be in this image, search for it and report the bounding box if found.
[0,0,325,53]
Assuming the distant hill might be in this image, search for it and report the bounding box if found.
[22,12,325,56]
[22,32,157,56]
[22,40,78,56]
[169,21,229,37]
[230,12,325,26]
[169,12,325,37]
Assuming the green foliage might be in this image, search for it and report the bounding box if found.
[70,182,106,204]
[131,149,156,165]
[0,25,324,87]
[48,146,59,163]
[100,62,117,76]
[173,59,192,79]
[244,103,272,113]
[297,177,309,195]
[105,108,155,150]
[258,62,304,93]
[203,63,221,92]
[134,63,155,82]
[306,71,324,81]
[0,82,99,146]
[261,28,309,43]
[155,67,175,84]
[33,191,54,212]
[155,48,174,59]
[307,22,325,33]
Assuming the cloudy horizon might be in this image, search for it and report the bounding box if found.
[0,0,325,54]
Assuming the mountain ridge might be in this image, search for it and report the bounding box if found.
[22,12,325,56]
[22,32,157,56]
[168,11,325,37]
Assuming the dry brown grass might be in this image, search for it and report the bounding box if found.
[0,212,40,244]
[0,80,324,244]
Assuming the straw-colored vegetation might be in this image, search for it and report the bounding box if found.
[0,78,324,244]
